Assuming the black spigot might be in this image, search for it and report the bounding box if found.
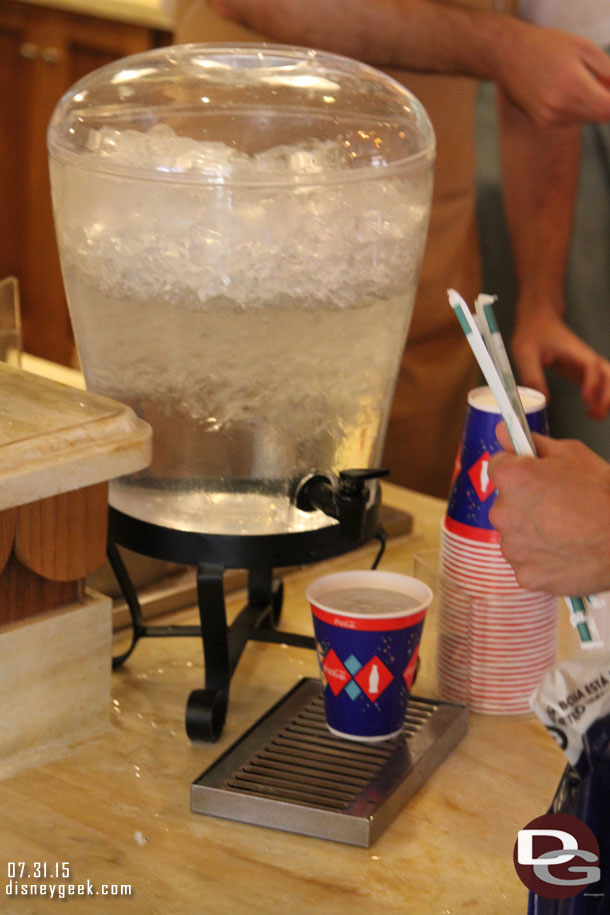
[295,467,388,542]
[337,468,389,541]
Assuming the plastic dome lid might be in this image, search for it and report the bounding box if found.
[48,43,435,186]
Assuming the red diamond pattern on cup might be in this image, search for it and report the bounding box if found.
[322,649,351,696]
[403,646,419,689]
[354,656,393,701]
[467,450,495,502]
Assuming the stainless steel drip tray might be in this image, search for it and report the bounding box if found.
[191,678,467,847]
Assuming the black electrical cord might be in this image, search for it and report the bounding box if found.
[370,525,387,569]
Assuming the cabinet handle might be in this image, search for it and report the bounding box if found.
[42,46,62,64]
[19,42,39,59]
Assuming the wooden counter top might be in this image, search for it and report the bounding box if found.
[0,484,573,913]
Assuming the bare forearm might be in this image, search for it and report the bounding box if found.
[210,0,515,77]
[495,90,610,417]
[498,88,581,310]
[207,0,610,125]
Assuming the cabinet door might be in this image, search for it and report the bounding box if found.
[0,1,169,366]
[0,2,34,309]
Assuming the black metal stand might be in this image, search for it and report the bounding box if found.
[107,498,386,742]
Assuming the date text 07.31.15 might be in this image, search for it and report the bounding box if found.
[7,863,70,879]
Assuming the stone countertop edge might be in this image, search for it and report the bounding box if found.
[0,363,152,511]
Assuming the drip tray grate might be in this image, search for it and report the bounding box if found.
[191,678,467,846]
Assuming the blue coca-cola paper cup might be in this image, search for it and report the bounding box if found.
[446,386,548,543]
[306,570,432,742]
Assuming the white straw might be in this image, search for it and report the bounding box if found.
[474,294,536,452]
[448,289,534,455]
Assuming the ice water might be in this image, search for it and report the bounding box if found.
[322,586,420,615]
[51,126,431,534]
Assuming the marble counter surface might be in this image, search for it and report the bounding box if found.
[0,484,573,913]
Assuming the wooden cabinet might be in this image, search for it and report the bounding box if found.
[0,1,171,365]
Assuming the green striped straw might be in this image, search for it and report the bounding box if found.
[448,289,533,453]
[448,288,603,651]
[474,294,536,453]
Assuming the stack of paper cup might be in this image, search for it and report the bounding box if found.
[438,386,558,714]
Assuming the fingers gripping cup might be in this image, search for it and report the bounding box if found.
[446,386,548,542]
[306,571,432,742]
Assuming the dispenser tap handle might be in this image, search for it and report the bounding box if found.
[336,467,388,541]
[294,468,387,543]
[338,467,389,494]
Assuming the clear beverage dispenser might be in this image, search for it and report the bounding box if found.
[48,44,435,537]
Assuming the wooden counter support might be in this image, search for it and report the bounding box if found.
[0,363,152,774]
[0,482,108,623]
[15,482,109,581]
[0,555,79,623]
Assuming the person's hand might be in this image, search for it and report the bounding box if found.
[510,304,610,420]
[488,424,610,595]
[494,22,610,127]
